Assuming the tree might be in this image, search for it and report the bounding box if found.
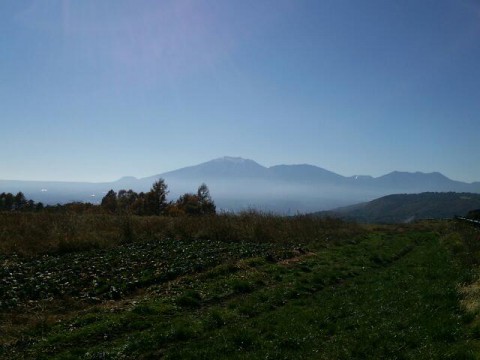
[197,183,216,215]
[174,184,216,216]
[101,190,118,213]
[0,192,9,211]
[145,179,169,215]
[117,189,138,213]
[176,193,201,215]
[0,192,42,212]
[35,202,44,212]
[129,192,145,215]
[14,192,27,211]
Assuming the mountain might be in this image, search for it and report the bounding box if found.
[1,156,479,213]
[375,171,475,192]
[268,164,346,184]
[316,192,480,223]
[158,157,269,179]
[152,157,360,212]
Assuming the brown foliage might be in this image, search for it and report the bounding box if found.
[0,212,362,256]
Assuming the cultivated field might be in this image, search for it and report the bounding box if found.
[1,213,480,359]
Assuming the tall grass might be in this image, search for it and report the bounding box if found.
[0,213,117,255]
[0,211,362,256]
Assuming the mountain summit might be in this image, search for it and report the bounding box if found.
[156,156,267,179]
[213,156,261,165]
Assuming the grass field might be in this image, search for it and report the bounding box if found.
[1,214,480,359]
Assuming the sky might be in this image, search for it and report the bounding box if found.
[1,0,480,183]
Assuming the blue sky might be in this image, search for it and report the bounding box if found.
[1,0,479,182]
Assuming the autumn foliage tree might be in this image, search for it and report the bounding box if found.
[174,184,216,216]
[144,179,169,215]
[99,180,215,216]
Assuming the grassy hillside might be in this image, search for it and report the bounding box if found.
[318,192,480,223]
[1,213,480,358]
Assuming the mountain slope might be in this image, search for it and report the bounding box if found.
[375,171,475,192]
[318,192,480,223]
[156,157,269,179]
[268,164,346,184]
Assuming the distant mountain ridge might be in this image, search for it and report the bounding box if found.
[1,156,479,213]
[156,157,269,179]
[315,192,480,223]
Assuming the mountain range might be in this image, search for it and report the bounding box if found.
[1,156,479,213]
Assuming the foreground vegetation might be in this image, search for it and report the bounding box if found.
[1,212,480,359]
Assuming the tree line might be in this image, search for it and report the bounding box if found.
[0,179,216,216]
[0,192,44,212]
[100,179,216,216]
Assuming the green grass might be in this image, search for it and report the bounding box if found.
[162,232,474,359]
[1,216,479,359]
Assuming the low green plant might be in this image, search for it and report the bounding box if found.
[176,290,202,308]
[2,217,479,359]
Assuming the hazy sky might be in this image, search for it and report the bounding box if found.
[1,0,479,182]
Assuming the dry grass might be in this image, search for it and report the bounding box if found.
[460,279,480,314]
[0,212,363,256]
[0,213,119,255]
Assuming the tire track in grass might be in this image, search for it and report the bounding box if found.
[167,233,473,359]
